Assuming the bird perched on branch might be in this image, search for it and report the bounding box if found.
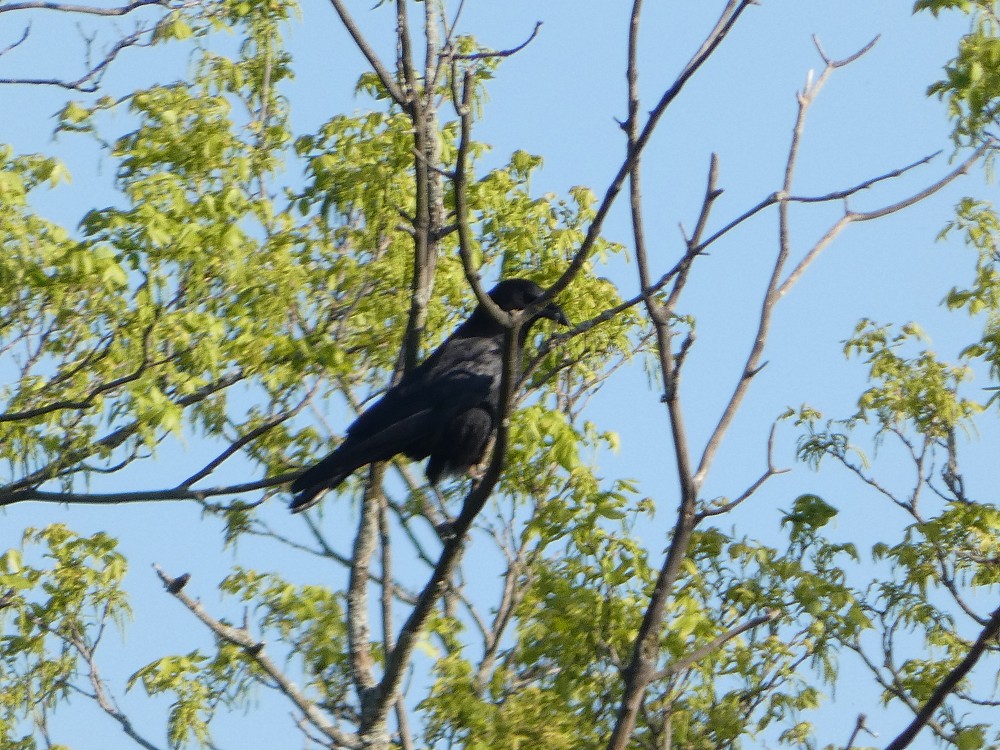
[289,278,568,513]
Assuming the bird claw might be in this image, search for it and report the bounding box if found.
[435,519,458,541]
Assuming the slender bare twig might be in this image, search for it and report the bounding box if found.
[452,67,514,328]
[0,29,145,91]
[1,474,290,507]
[546,0,756,307]
[0,24,30,56]
[452,21,542,60]
[0,0,164,15]
[697,423,789,519]
[179,386,318,488]
[694,150,944,254]
[777,141,990,298]
[845,714,871,750]
[32,616,163,750]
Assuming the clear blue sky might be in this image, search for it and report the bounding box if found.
[1,1,994,748]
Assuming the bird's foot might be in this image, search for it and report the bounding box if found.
[434,519,458,542]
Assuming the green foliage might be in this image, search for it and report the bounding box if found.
[1,0,316,494]
[0,525,129,750]
[844,320,981,437]
[940,197,1000,397]
[219,568,351,701]
[794,304,1000,748]
[917,1,1000,144]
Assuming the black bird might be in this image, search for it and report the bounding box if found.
[289,278,568,513]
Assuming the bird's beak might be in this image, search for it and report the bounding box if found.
[543,302,569,326]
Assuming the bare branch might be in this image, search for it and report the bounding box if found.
[694,33,883,488]
[325,0,407,106]
[348,467,384,725]
[605,7,745,750]
[0,24,30,56]
[452,21,542,60]
[845,714,871,750]
[697,423,790,519]
[0,28,145,91]
[1,474,290,507]
[0,0,165,16]
[813,34,879,68]
[452,67,514,328]
[55,626,163,750]
[547,0,757,306]
[179,386,317,488]
[777,141,991,298]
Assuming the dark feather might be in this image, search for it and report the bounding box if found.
[289,278,567,513]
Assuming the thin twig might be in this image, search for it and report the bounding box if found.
[651,610,779,681]
[0,0,164,15]
[452,21,542,60]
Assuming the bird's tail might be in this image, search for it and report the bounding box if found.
[288,482,340,514]
[288,452,352,513]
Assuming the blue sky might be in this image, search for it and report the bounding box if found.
[1,1,995,748]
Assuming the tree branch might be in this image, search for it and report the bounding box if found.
[2,474,291,507]
[325,0,407,106]
[0,0,165,15]
[0,28,145,91]
[651,610,779,680]
[154,565,360,750]
[776,141,991,299]
[547,0,756,306]
[452,21,542,60]
[694,35,884,488]
[883,605,1000,750]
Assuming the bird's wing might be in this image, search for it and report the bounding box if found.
[345,335,500,452]
[291,335,501,496]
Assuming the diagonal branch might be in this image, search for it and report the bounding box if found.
[545,0,756,306]
[651,610,779,681]
[694,149,944,254]
[697,422,789,518]
[776,140,991,299]
[606,6,735,750]
[694,36,888,489]
[0,24,29,56]
[883,605,1000,750]
[154,566,361,750]
[325,0,407,107]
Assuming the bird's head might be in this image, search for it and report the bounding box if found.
[487,278,569,326]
